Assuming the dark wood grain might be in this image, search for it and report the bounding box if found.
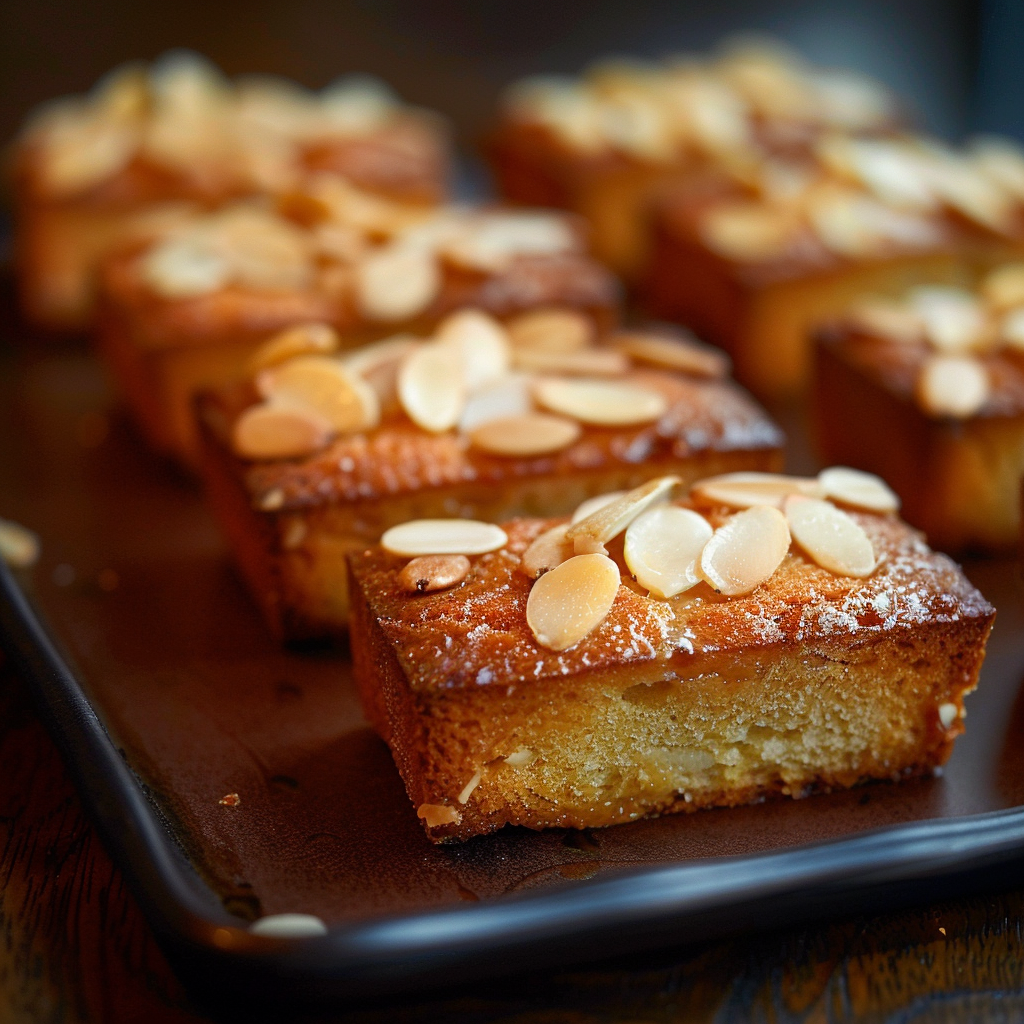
[3,652,1024,1023]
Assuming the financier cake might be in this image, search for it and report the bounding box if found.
[346,470,994,842]
[196,315,783,639]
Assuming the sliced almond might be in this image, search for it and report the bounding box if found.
[0,518,40,569]
[511,348,628,376]
[624,505,713,599]
[505,309,595,354]
[698,505,791,596]
[519,523,574,579]
[458,372,533,433]
[785,497,876,577]
[909,287,987,354]
[247,323,339,374]
[916,354,990,418]
[526,553,620,651]
[612,331,730,378]
[141,234,231,298]
[980,263,1024,312]
[938,702,959,729]
[342,335,419,409]
[417,804,461,827]
[231,403,333,460]
[699,203,797,262]
[566,476,680,555]
[846,300,924,346]
[398,342,465,433]
[691,472,824,510]
[533,377,667,427]
[469,413,581,457]
[503,747,536,767]
[355,245,440,321]
[397,554,471,593]
[257,355,380,433]
[571,491,626,523]
[381,519,508,557]
[457,771,482,804]
[434,310,511,390]
[817,467,900,513]
[442,213,577,272]
[1001,307,1024,351]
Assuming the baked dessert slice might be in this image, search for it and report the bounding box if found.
[488,39,901,280]
[196,315,783,640]
[12,52,448,330]
[346,470,994,842]
[644,135,1024,397]
[97,198,618,462]
[814,270,1024,552]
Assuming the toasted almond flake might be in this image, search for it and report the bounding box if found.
[231,403,333,460]
[910,287,987,354]
[700,203,797,262]
[257,355,380,433]
[519,523,573,579]
[533,377,667,427]
[457,771,482,804]
[417,803,461,827]
[342,335,419,408]
[699,505,791,596]
[221,211,313,291]
[355,245,440,321]
[250,914,328,938]
[526,553,620,651]
[258,488,285,511]
[624,505,713,599]
[503,747,536,767]
[381,519,508,557]
[39,116,140,199]
[785,497,876,577]
[916,354,990,418]
[141,235,231,298]
[1001,307,1024,351]
[938,702,959,729]
[846,300,924,345]
[818,467,900,512]
[0,518,40,569]
[247,323,339,374]
[505,309,595,353]
[397,342,466,432]
[435,310,510,390]
[469,413,581,457]
[611,331,730,378]
[571,491,626,523]
[442,213,576,272]
[981,263,1024,311]
[567,476,680,554]
[691,472,824,510]
[512,347,628,377]
[458,373,533,433]
[397,554,471,593]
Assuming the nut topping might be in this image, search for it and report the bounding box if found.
[397,554,471,593]
[533,377,668,426]
[571,491,626,523]
[435,309,511,390]
[624,505,713,598]
[511,348,629,377]
[257,355,380,433]
[506,309,595,353]
[910,287,987,354]
[458,373,533,433]
[785,497,876,577]
[526,553,620,651]
[247,323,339,374]
[469,413,581,457]
[690,472,824,510]
[232,402,333,460]
[397,342,466,433]
[700,203,797,262]
[519,523,574,579]
[417,804,461,827]
[698,505,791,596]
[381,519,508,557]
[355,244,440,321]
[916,354,990,418]
[342,334,419,408]
[566,475,680,555]
[612,331,730,378]
[847,300,924,346]
[980,263,1024,311]
[818,467,900,513]
[938,702,959,729]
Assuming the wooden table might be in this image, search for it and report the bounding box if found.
[3,655,1024,1022]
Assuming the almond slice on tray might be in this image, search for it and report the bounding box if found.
[519,523,574,579]
[231,402,334,460]
[915,354,990,418]
[1001,308,1024,351]
[980,263,1024,311]
[512,348,629,376]
[817,467,900,512]
[458,373,533,433]
[141,234,231,298]
[469,413,581,457]
[397,554,471,593]
[526,553,620,651]
[690,472,824,510]
[434,309,511,390]
[567,475,680,555]
[699,505,791,596]
[909,286,988,354]
[784,497,876,577]
[398,342,466,432]
[571,491,626,523]
[342,335,419,408]
[624,505,713,599]
[505,309,594,353]
[533,377,668,426]
[611,331,730,378]
[256,355,380,433]
[381,519,508,557]
[247,323,339,374]
[355,244,440,321]
[846,300,924,346]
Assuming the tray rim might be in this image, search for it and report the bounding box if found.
[4,554,1024,1009]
